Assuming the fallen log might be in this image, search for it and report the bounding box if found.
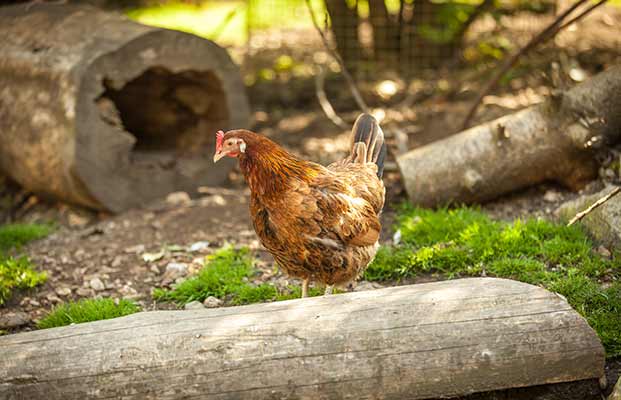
[0,3,249,212]
[0,278,605,400]
[397,65,621,207]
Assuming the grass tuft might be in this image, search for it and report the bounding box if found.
[0,223,52,252]
[365,205,621,357]
[154,246,329,306]
[0,257,47,306]
[0,223,52,305]
[37,298,140,329]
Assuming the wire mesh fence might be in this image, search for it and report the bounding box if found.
[127,0,560,81]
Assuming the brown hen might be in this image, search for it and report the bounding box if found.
[213,114,386,297]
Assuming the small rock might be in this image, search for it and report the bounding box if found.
[188,241,210,252]
[55,287,72,297]
[0,312,30,329]
[166,191,192,206]
[203,296,223,308]
[597,245,612,259]
[73,249,85,259]
[184,301,205,310]
[89,277,105,291]
[165,262,188,274]
[161,262,189,286]
[142,251,165,263]
[150,265,160,274]
[111,255,124,268]
[76,287,93,297]
[354,281,384,292]
[124,244,145,254]
[543,190,562,203]
[46,293,62,304]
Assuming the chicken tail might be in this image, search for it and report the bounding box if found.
[350,113,387,178]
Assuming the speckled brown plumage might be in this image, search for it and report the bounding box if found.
[220,114,386,288]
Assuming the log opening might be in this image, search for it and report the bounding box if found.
[99,67,229,158]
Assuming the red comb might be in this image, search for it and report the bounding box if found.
[216,130,225,151]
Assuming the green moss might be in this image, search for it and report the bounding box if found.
[154,246,335,306]
[0,257,47,305]
[37,298,140,329]
[0,223,52,305]
[0,223,52,252]
[154,246,280,306]
[365,205,621,357]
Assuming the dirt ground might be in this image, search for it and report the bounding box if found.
[1,4,620,398]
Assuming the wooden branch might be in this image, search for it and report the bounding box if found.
[0,278,605,400]
[568,186,621,226]
[314,66,348,129]
[461,0,595,130]
[305,0,370,114]
[556,0,608,33]
[398,66,621,206]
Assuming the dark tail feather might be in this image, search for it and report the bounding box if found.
[350,113,386,178]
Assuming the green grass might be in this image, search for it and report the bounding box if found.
[0,223,52,252]
[154,246,326,306]
[0,257,47,306]
[365,205,621,357]
[37,298,140,329]
[0,223,52,305]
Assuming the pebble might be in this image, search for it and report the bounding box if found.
[124,244,145,254]
[55,287,72,297]
[142,251,165,263]
[0,312,30,329]
[76,287,93,297]
[188,241,210,252]
[184,301,205,310]
[89,277,106,291]
[543,190,562,203]
[203,296,223,308]
[166,191,192,206]
[597,245,612,259]
[111,255,123,268]
[161,263,189,286]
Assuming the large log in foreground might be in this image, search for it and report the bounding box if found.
[397,65,621,207]
[0,4,249,212]
[0,278,605,400]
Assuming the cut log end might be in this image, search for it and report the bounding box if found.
[0,4,250,212]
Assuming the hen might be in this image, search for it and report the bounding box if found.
[213,114,386,297]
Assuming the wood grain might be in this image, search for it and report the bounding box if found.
[0,278,605,399]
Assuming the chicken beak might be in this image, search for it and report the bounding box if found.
[213,151,226,163]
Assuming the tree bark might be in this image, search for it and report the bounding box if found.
[397,65,621,207]
[0,278,605,400]
[0,3,249,212]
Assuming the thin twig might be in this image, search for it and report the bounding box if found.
[556,0,608,32]
[567,186,621,226]
[461,0,595,130]
[315,66,348,129]
[304,0,369,114]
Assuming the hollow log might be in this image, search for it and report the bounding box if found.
[0,278,605,400]
[397,65,621,207]
[0,3,249,212]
